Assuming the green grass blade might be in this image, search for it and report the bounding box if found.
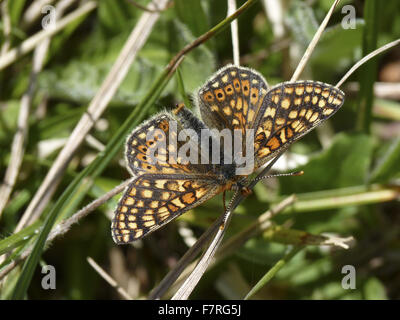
[9,1,258,298]
[369,137,400,183]
[244,246,304,300]
[10,163,93,299]
[356,0,380,133]
[176,66,192,109]
[0,221,41,256]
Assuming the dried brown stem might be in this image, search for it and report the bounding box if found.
[0,1,97,70]
[15,0,170,232]
[0,0,11,55]
[290,0,341,81]
[0,0,78,219]
[87,257,133,300]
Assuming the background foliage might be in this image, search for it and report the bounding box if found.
[0,0,399,299]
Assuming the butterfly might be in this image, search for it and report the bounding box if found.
[111,65,345,244]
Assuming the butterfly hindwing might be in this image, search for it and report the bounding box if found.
[111,174,221,243]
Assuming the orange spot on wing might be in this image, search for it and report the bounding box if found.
[266,136,281,150]
[233,78,241,92]
[242,80,250,96]
[182,192,196,204]
[214,89,225,102]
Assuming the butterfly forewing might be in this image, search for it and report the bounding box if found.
[253,81,345,169]
[198,65,269,133]
[113,108,229,244]
[125,111,215,177]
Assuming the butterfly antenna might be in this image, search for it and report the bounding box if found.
[253,170,304,182]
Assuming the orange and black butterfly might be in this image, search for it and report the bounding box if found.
[111,65,345,244]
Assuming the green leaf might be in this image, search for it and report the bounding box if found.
[312,21,364,73]
[280,133,374,194]
[38,21,214,106]
[8,0,26,25]
[244,245,304,299]
[285,0,319,46]
[369,137,400,183]
[0,221,40,256]
[176,67,192,109]
[364,277,387,300]
[98,0,137,33]
[175,0,209,37]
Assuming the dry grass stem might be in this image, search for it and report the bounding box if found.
[346,81,400,100]
[0,0,79,219]
[172,210,235,300]
[87,257,133,300]
[148,212,226,299]
[126,0,168,12]
[0,0,12,55]
[336,39,400,88]
[262,0,285,39]
[157,153,285,299]
[0,1,97,70]
[0,178,133,281]
[15,0,170,232]
[165,194,297,299]
[218,195,297,259]
[228,0,240,65]
[0,43,45,217]
[22,0,56,28]
[290,0,341,81]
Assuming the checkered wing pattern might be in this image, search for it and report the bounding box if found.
[112,174,221,243]
[253,81,345,169]
[112,65,346,244]
[112,108,227,244]
[198,65,269,133]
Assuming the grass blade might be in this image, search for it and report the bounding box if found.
[356,0,380,133]
[244,246,304,300]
